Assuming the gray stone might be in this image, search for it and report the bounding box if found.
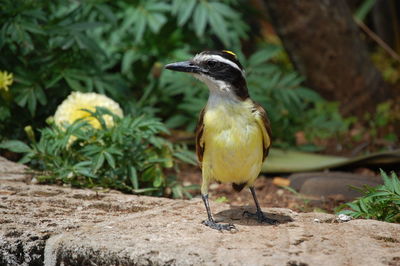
[0,157,399,266]
[289,172,383,200]
[0,156,28,182]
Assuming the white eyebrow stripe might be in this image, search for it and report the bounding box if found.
[194,54,244,75]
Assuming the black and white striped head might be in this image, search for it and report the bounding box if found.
[165,50,249,100]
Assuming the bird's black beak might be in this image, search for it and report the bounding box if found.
[165,61,202,74]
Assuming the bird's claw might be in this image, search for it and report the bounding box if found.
[202,219,237,231]
[243,210,278,225]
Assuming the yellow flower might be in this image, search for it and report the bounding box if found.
[54,92,123,129]
[0,71,13,92]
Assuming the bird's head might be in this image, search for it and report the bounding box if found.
[165,50,249,100]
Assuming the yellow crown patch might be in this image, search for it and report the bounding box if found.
[223,50,237,57]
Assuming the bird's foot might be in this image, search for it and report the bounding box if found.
[202,219,236,231]
[243,210,278,225]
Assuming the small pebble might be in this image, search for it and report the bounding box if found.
[337,214,352,222]
[313,218,321,223]
[209,184,219,190]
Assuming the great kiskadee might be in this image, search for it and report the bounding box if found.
[165,50,277,231]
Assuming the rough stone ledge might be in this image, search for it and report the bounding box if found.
[1,157,400,266]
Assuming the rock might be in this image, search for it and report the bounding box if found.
[0,156,28,182]
[289,172,383,200]
[337,213,352,222]
[0,157,400,266]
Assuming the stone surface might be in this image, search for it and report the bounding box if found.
[0,156,28,182]
[289,172,383,200]
[1,156,400,266]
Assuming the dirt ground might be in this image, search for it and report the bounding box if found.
[178,165,343,214]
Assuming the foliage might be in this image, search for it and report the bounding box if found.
[354,0,377,22]
[282,185,313,212]
[371,48,400,84]
[0,0,123,139]
[0,0,246,138]
[0,107,196,197]
[215,196,229,203]
[303,102,355,143]
[160,45,348,147]
[367,101,398,140]
[0,0,348,149]
[348,101,400,148]
[244,46,341,148]
[337,170,400,223]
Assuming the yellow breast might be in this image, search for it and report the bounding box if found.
[202,99,263,185]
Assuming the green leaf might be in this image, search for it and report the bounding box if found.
[359,199,369,213]
[338,209,354,215]
[74,161,93,168]
[369,191,391,197]
[248,47,280,66]
[263,149,400,173]
[129,166,139,190]
[346,202,361,212]
[176,0,196,26]
[64,76,83,91]
[21,23,46,35]
[153,175,163,187]
[172,185,183,198]
[132,187,159,194]
[193,2,207,36]
[15,92,29,108]
[0,140,31,153]
[45,74,63,89]
[173,149,197,165]
[391,171,400,195]
[134,12,147,43]
[147,13,166,33]
[122,50,140,74]
[95,4,117,23]
[94,153,105,172]
[209,2,237,18]
[77,169,97,178]
[66,22,103,31]
[354,0,376,22]
[208,5,229,46]
[380,169,394,192]
[146,2,171,12]
[104,152,115,169]
[35,86,47,105]
[27,89,37,115]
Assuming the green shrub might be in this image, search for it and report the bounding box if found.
[337,170,400,223]
[159,45,349,147]
[0,0,348,149]
[0,107,197,197]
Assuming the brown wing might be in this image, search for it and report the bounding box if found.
[252,101,272,161]
[195,108,205,168]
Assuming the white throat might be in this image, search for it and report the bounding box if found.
[192,73,240,109]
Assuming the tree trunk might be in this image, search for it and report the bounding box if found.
[372,0,400,53]
[263,0,391,116]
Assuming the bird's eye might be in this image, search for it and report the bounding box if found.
[206,60,217,68]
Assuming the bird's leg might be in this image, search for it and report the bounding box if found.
[243,187,278,225]
[201,194,236,231]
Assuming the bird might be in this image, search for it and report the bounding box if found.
[165,50,277,231]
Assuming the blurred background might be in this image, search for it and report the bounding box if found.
[0,0,399,220]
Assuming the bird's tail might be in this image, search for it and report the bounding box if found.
[232,182,246,192]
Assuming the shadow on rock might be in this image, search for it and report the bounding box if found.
[214,206,294,226]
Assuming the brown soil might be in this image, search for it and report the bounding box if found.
[178,165,342,214]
